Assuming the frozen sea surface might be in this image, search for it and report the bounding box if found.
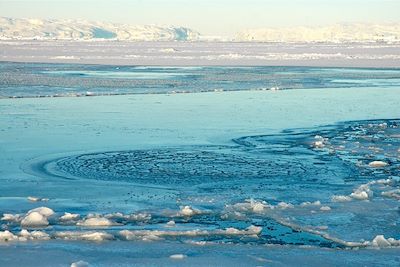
[0,64,400,266]
[1,62,400,98]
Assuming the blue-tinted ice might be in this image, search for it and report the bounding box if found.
[1,63,400,266]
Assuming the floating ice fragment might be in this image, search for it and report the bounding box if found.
[231,199,271,213]
[350,184,373,200]
[368,161,388,167]
[313,141,325,148]
[178,206,202,217]
[277,202,294,209]
[0,230,18,242]
[1,213,21,222]
[27,207,54,217]
[21,211,49,227]
[245,225,263,235]
[18,229,50,240]
[381,189,400,200]
[372,235,392,247]
[350,191,369,200]
[331,195,352,202]
[300,200,321,207]
[55,231,113,241]
[320,206,331,211]
[27,196,49,202]
[166,220,176,227]
[169,254,187,260]
[71,260,89,267]
[77,217,117,227]
[59,212,80,222]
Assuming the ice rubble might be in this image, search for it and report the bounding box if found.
[119,225,262,241]
[54,231,114,241]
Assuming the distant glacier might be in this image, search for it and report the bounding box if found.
[236,23,400,43]
[1,17,400,43]
[0,17,200,41]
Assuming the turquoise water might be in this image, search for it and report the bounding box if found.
[0,63,400,266]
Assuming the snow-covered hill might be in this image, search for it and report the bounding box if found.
[0,17,200,41]
[236,23,400,43]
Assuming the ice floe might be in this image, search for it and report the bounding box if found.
[177,205,203,217]
[368,161,389,168]
[77,217,118,227]
[21,211,49,227]
[59,212,81,222]
[71,261,89,267]
[169,254,187,260]
[54,231,114,241]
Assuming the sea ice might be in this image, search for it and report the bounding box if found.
[0,230,18,242]
[169,254,187,260]
[368,161,389,168]
[21,212,49,227]
[59,212,80,222]
[71,260,89,267]
[77,217,117,227]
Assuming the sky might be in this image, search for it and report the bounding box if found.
[0,0,399,36]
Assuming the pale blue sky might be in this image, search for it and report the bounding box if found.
[0,0,399,36]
